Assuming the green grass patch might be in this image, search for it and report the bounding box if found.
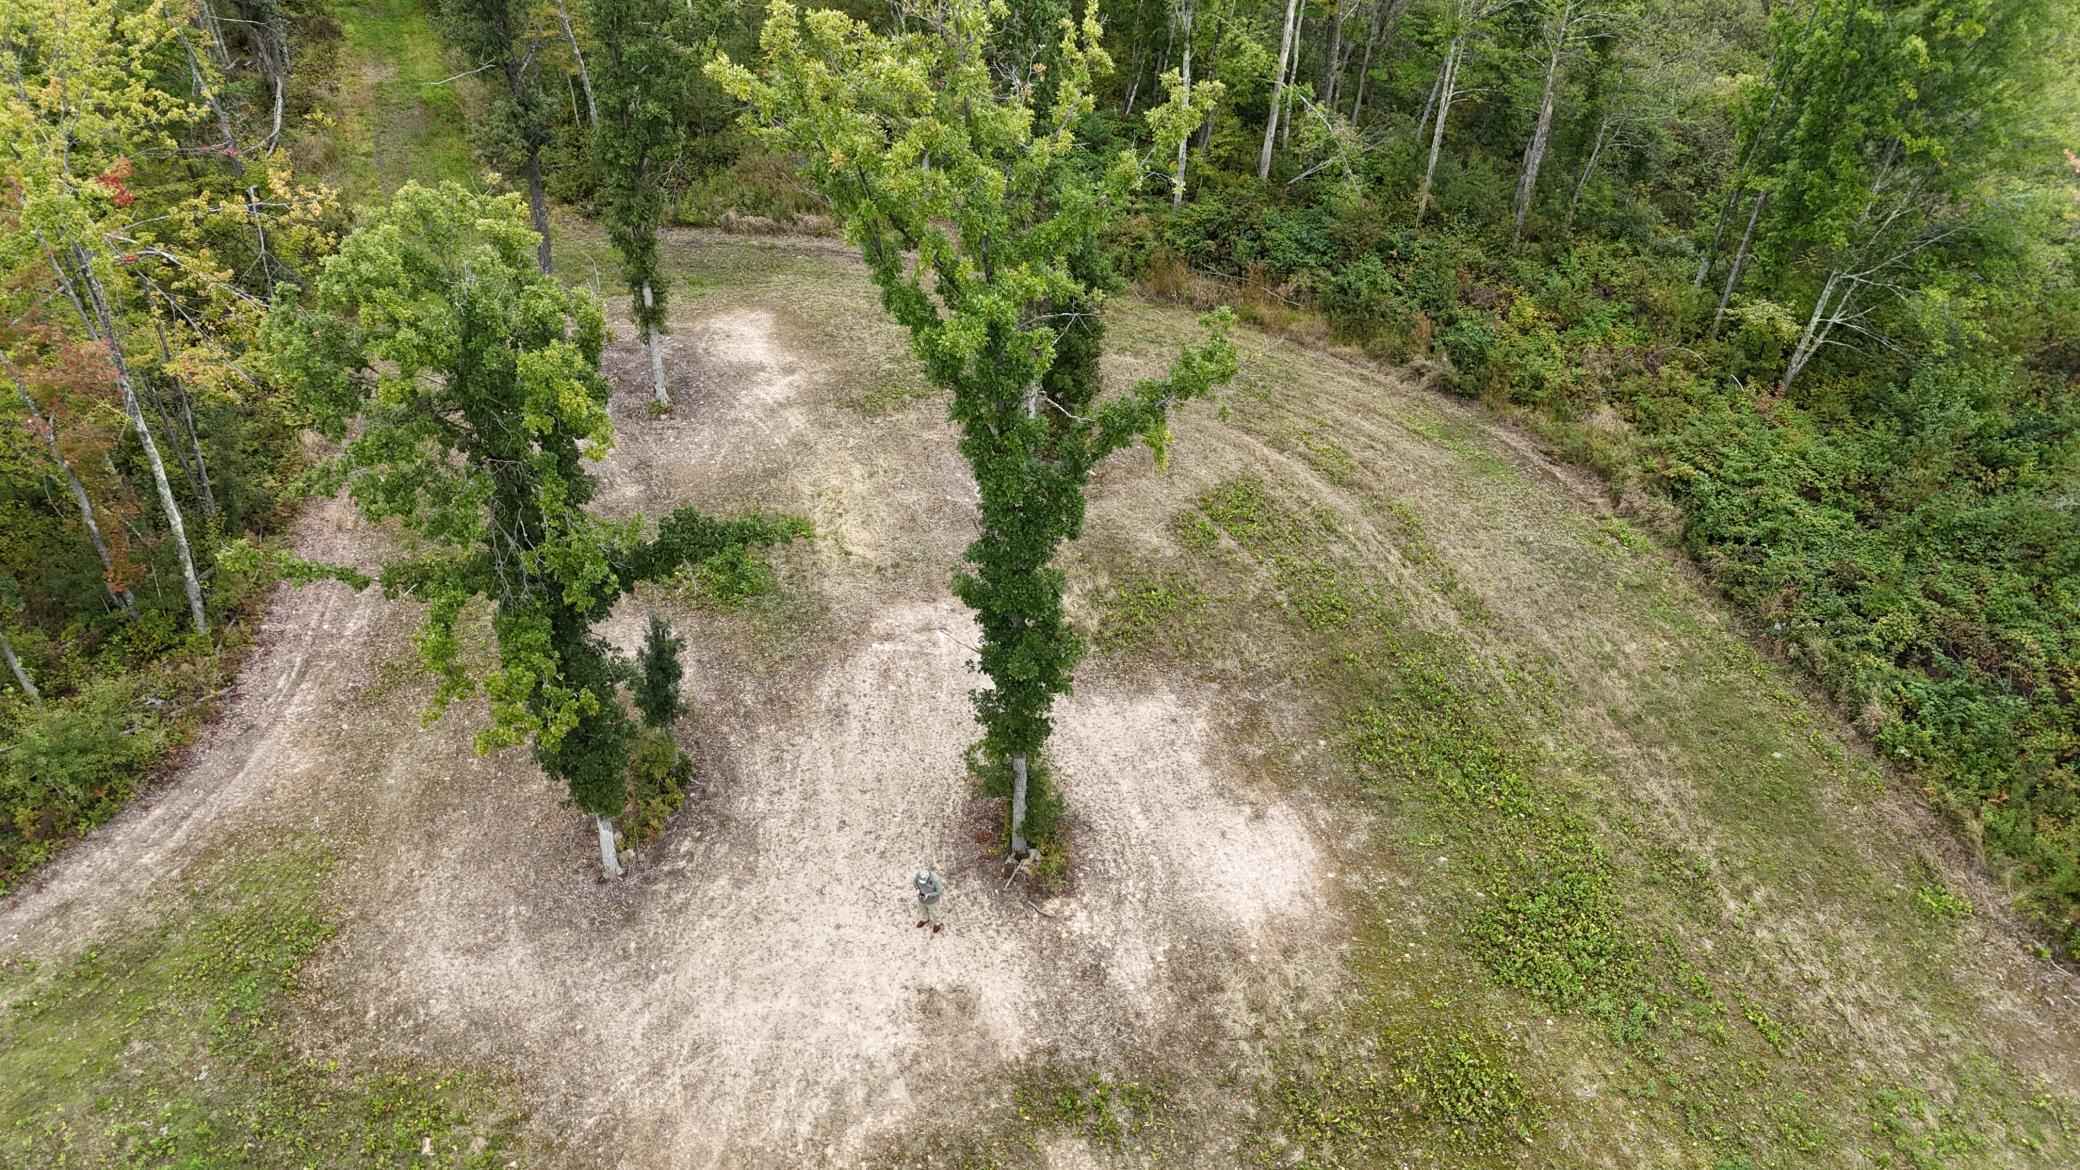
[1093,569,1206,654]
[0,850,524,1166]
[318,0,481,206]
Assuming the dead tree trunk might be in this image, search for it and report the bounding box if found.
[1712,189,1768,334]
[596,814,624,877]
[1258,0,1302,180]
[1565,110,1613,228]
[77,252,209,637]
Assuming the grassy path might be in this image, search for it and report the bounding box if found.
[324,0,479,206]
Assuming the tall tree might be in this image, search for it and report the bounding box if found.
[263,183,802,876]
[4,334,136,614]
[1259,0,1302,178]
[587,0,709,409]
[435,0,560,272]
[2,0,213,635]
[1509,0,1623,245]
[713,1,1238,856]
[1416,0,1517,223]
[1738,0,2061,387]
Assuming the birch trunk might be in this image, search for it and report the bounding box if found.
[175,386,218,521]
[553,0,599,126]
[1712,189,1768,334]
[1416,39,1462,223]
[10,366,135,613]
[1258,0,1302,180]
[1009,751,1032,858]
[1511,9,1569,246]
[1351,0,1393,124]
[1,627,38,706]
[1783,268,1842,389]
[1566,111,1612,228]
[596,814,625,878]
[643,283,669,408]
[1171,0,1195,210]
[78,254,208,637]
[1281,6,1303,149]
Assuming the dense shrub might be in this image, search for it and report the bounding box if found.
[1,680,165,890]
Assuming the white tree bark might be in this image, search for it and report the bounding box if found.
[597,814,625,878]
[1281,5,1303,149]
[643,283,669,409]
[78,253,208,636]
[1171,0,1195,210]
[1784,267,1846,389]
[1258,0,1302,180]
[553,0,599,127]
[1009,751,1031,858]
[1511,0,1573,246]
[1416,37,1463,223]
[1712,189,1769,334]
[1,626,39,706]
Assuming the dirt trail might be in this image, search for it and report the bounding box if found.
[2,287,1340,1168]
[8,235,2076,1169]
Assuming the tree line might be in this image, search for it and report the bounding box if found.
[5,1,2077,953]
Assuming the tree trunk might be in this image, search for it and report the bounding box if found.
[1712,189,1768,334]
[644,285,669,409]
[553,0,598,126]
[1351,0,1392,124]
[1783,267,1842,389]
[1196,15,1225,154]
[1258,0,1301,180]
[1565,111,1612,229]
[1281,6,1303,149]
[1321,2,1346,113]
[1,626,38,706]
[195,0,232,70]
[1416,39,1462,223]
[596,814,624,878]
[1171,0,1195,210]
[1693,4,1812,289]
[1511,13,1567,247]
[78,253,209,637]
[10,366,135,613]
[526,152,553,274]
[1009,751,1031,858]
[175,386,218,520]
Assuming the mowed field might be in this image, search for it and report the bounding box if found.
[2,224,2076,1169]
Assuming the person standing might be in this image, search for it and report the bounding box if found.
[913,868,946,933]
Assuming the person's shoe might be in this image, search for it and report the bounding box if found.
[932,924,943,934]
[916,921,926,928]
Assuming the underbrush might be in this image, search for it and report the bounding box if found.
[1122,187,2080,954]
[0,575,276,896]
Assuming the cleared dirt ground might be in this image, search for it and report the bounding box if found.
[4,230,2076,1169]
